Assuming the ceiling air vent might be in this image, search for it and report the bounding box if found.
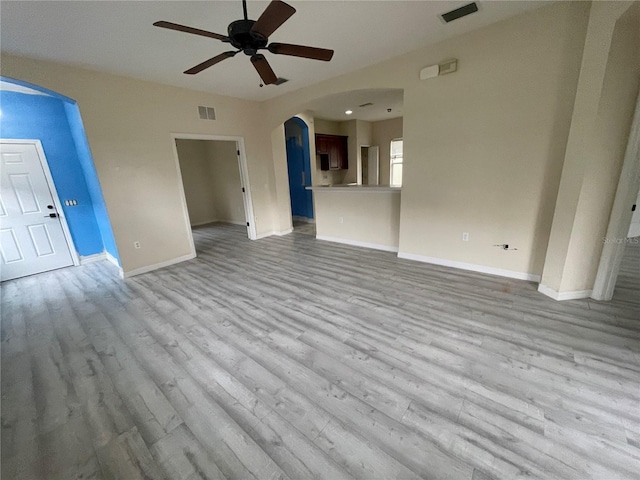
[441,2,478,23]
[359,102,374,108]
[274,77,289,86]
[198,106,216,120]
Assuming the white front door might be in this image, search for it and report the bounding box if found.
[0,142,74,281]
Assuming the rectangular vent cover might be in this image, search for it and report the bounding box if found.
[441,2,478,23]
[359,102,374,108]
[198,106,216,120]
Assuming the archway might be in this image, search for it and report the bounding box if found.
[0,76,120,279]
[285,117,314,225]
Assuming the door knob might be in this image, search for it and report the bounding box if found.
[44,213,58,218]
[47,205,54,209]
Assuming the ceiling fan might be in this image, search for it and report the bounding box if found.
[154,0,334,85]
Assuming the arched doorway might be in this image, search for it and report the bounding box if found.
[0,76,120,280]
[285,117,314,222]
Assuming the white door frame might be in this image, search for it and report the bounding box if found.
[170,133,258,251]
[592,87,640,300]
[0,138,80,267]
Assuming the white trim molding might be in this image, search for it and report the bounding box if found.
[255,228,293,239]
[317,235,399,253]
[105,251,121,268]
[538,284,593,301]
[171,133,257,242]
[397,251,541,282]
[79,252,107,265]
[123,253,195,278]
[79,251,122,276]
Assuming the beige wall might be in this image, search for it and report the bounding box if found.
[206,140,245,225]
[176,139,246,227]
[371,117,403,186]
[0,55,276,274]
[176,139,218,226]
[264,1,591,278]
[314,189,401,249]
[562,3,640,291]
[314,119,342,136]
[355,120,372,184]
[541,1,640,293]
[5,1,634,288]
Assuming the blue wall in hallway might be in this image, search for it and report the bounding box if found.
[285,117,314,219]
[0,87,118,261]
[64,102,120,263]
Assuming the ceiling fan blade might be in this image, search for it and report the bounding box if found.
[153,21,228,41]
[250,0,296,39]
[184,51,238,75]
[250,54,278,85]
[268,43,334,61]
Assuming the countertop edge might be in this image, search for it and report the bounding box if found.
[306,186,402,192]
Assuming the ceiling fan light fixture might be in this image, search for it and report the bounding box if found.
[345,110,353,115]
[153,0,334,85]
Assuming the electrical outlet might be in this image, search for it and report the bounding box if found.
[462,232,469,242]
[134,241,141,249]
[339,217,344,224]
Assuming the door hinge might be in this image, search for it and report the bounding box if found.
[246,222,250,227]
[237,150,240,156]
[242,187,245,192]
[632,204,637,212]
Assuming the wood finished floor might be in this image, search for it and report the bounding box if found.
[2,223,639,480]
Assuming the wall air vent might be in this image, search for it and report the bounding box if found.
[441,2,478,23]
[274,77,289,86]
[198,106,216,120]
[359,102,374,108]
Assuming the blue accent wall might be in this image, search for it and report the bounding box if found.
[64,102,120,263]
[285,117,314,219]
[1,86,119,261]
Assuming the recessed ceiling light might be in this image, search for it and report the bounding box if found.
[345,110,353,115]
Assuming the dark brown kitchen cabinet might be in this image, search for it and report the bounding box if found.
[316,134,348,170]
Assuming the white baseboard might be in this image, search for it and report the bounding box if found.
[316,235,399,253]
[79,252,107,265]
[397,251,541,282]
[538,284,592,301]
[292,216,315,224]
[105,252,123,278]
[190,219,218,227]
[218,219,247,226]
[123,253,196,278]
[255,230,275,239]
[255,229,293,239]
[105,251,121,268]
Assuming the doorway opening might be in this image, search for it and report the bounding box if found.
[171,134,256,255]
[0,76,120,281]
[284,117,315,235]
[359,145,380,185]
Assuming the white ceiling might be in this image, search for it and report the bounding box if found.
[0,1,545,102]
[307,89,404,122]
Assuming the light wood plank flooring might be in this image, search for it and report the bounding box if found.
[2,223,639,479]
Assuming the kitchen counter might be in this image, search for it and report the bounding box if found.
[306,184,401,192]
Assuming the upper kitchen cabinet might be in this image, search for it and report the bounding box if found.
[316,134,348,171]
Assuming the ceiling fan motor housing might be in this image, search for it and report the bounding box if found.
[228,19,268,55]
